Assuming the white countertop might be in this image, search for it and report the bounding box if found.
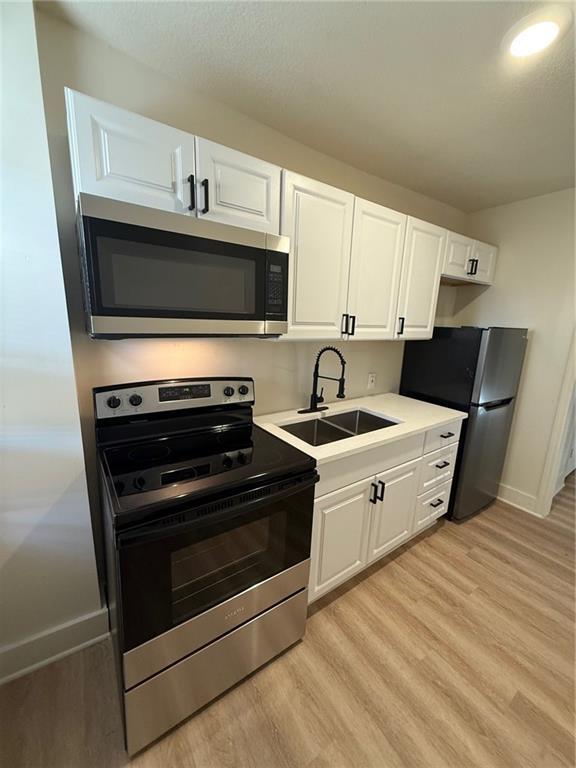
[255,393,467,465]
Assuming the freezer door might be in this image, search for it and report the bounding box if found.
[472,328,527,405]
[400,326,483,410]
[451,401,515,520]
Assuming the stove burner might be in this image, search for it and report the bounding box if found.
[128,444,171,462]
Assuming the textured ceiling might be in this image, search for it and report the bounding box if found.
[46,1,574,211]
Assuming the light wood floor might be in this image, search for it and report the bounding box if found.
[1,476,574,768]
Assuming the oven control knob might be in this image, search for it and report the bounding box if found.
[223,386,235,397]
[129,394,143,407]
[237,452,248,465]
[222,455,234,469]
[107,395,121,409]
[133,476,146,491]
[238,385,249,396]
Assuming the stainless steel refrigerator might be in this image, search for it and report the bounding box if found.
[400,326,528,521]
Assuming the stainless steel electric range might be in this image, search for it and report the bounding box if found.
[94,377,317,754]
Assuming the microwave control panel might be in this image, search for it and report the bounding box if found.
[265,250,288,317]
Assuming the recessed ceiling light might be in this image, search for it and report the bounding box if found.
[502,7,572,60]
[510,20,560,57]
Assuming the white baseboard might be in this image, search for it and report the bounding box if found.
[497,483,540,517]
[0,607,109,685]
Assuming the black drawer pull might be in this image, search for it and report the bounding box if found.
[201,178,210,214]
[349,315,356,336]
[377,480,385,501]
[435,461,450,469]
[341,313,349,335]
[430,498,444,508]
[370,482,379,504]
[187,174,195,211]
[440,432,455,439]
[398,316,405,336]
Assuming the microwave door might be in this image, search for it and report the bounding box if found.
[78,195,288,338]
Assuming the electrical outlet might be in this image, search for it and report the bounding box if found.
[367,372,377,390]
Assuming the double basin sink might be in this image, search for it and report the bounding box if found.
[280,409,398,447]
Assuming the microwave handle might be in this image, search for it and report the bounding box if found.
[117,471,318,548]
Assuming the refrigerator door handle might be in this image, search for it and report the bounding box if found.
[482,398,514,411]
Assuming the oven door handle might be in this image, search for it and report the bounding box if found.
[116,470,319,547]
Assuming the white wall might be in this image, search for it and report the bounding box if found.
[446,189,575,514]
[0,1,107,684]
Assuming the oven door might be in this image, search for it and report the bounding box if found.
[116,471,315,686]
[78,195,288,338]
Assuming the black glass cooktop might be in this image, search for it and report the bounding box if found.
[102,424,315,518]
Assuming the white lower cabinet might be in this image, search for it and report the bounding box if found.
[309,431,461,603]
[414,480,452,531]
[309,478,372,601]
[367,458,420,564]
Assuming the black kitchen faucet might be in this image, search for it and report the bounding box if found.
[298,346,347,414]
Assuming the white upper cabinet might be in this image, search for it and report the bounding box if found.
[194,138,281,233]
[442,231,476,281]
[442,231,498,285]
[65,89,195,213]
[281,172,354,339]
[395,217,447,340]
[367,458,420,564]
[472,240,498,284]
[346,199,407,340]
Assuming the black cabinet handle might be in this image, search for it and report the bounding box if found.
[370,482,379,504]
[187,174,196,211]
[341,314,349,335]
[440,432,454,439]
[430,498,444,508]
[377,480,385,501]
[472,258,479,275]
[435,461,450,469]
[398,316,405,336]
[349,315,356,336]
[201,178,210,214]
[466,258,475,275]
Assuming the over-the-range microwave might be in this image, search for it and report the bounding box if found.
[76,193,289,338]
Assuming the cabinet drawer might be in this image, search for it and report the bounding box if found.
[423,420,461,454]
[414,480,452,531]
[418,443,457,494]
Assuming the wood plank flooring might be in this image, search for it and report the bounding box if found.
[1,476,574,768]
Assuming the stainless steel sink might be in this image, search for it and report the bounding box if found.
[280,409,397,446]
[323,409,397,435]
[280,418,351,446]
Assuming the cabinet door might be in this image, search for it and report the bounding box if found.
[443,231,475,280]
[472,241,497,284]
[367,458,419,563]
[395,217,447,340]
[65,89,195,213]
[309,478,373,601]
[195,138,281,233]
[346,198,406,340]
[281,172,354,339]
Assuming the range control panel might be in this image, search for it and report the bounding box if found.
[94,378,255,420]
